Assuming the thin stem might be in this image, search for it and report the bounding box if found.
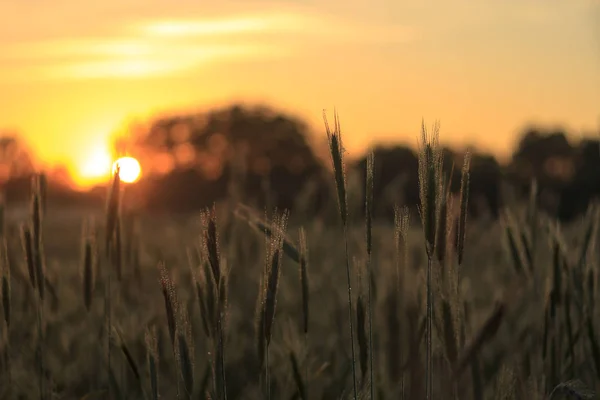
[105,254,112,399]
[266,344,270,400]
[426,256,433,400]
[218,313,227,400]
[343,224,359,400]
[401,374,405,400]
[366,254,374,399]
[209,347,218,398]
[304,333,309,399]
[4,323,10,388]
[37,298,44,400]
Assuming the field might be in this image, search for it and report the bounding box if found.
[0,129,599,400]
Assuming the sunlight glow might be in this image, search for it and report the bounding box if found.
[0,1,597,175]
[81,151,112,179]
[113,156,142,183]
[0,11,414,83]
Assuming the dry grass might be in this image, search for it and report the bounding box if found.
[0,117,598,400]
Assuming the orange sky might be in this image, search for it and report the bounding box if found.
[0,0,599,187]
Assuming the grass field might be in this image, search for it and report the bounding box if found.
[0,122,599,400]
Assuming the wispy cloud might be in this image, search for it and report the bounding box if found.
[135,15,282,37]
[0,43,285,82]
[3,39,154,60]
[0,9,416,82]
[46,44,285,80]
[133,11,416,43]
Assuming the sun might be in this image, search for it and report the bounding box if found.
[113,157,142,183]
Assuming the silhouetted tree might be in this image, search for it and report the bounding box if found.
[125,104,325,211]
[353,145,420,219]
[511,128,575,193]
[0,134,38,202]
[558,138,600,221]
[468,152,503,219]
[352,145,502,221]
[114,110,599,222]
[0,134,35,181]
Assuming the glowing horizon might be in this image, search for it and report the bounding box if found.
[73,147,142,188]
[0,0,598,188]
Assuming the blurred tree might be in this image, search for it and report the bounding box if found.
[469,152,503,219]
[0,133,40,204]
[511,128,575,188]
[114,111,600,222]
[124,104,325,211]
[352,145,503,221]
[558,138,600,221]
[353,145,420,219]
[508,127,580,219]
[0,134,35,182]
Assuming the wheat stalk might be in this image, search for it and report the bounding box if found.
[418,120,443,400]
[323,109,358,400]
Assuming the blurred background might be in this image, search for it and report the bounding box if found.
[0,0,598,221]
[1,2,600,399]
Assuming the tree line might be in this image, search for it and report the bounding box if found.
[0,104,598,222]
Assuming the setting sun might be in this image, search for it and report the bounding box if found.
[113,157,142,183]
